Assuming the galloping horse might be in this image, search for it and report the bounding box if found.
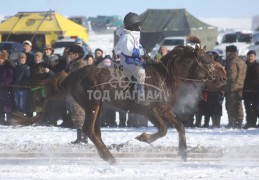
[59,36,226,164]
[12,36,226,164]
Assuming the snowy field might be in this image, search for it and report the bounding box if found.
[0,31,259,180]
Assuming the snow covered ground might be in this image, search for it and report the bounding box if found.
[0,31,259,180]
[1,123,259,179]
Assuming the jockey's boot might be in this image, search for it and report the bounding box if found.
[136,84,150,105]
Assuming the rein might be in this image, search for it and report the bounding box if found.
[0,82,44,89]
[175,55,217,82]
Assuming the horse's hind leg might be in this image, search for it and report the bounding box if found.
[135,108,167,144]
[164,111,187,161]
[83,104,115,164]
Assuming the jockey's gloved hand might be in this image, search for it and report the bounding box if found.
[141,54,152,62]
[132,48,140,58]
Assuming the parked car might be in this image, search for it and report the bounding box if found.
[159,36,187,51]
[213,31,252,60]
[0,41,23,66]
[52,36,92,58]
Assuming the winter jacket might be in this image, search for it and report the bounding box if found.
[0,61,14,86]
[64,57,87,129]
[23,52,35,68]
[14,64,31,88]
[114,28,145,68]
[225,52,247,93]
[29,63,54,83]
[243,61,259,92]
[0,61,15,113]
[114,28,144,57]
[65,57,87,73]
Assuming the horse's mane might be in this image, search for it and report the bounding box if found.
[187,35,201,44]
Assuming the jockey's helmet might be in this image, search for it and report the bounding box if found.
[124,12,141,31]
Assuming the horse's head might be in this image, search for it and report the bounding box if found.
[162,39,226,89]
[190,45,227,88]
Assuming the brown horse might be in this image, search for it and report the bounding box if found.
[12,36,226,164]
[57,37,226,164]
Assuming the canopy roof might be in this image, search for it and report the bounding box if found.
[0,11,87,34]
[140,9,215,32]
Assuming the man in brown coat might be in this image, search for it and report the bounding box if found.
[65,45,87,143]
[224,45,247,129]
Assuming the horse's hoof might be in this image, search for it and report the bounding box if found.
[71,138,88,144]
[108,158,117,165]
[135,133,147,142]
[178,150,187,162]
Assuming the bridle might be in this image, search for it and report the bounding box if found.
[174,54,218,82]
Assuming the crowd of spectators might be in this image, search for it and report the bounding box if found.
[1,39,259,130]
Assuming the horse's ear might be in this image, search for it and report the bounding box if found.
[195,44,201,51]
[203,45,206,52]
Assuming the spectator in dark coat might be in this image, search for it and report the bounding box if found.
[64,45,87,143]
[27,51,54,116]
[42,45,59,66]
[94,48,104,65]
[243,50,259,129]
[195,51,225,128]
[0,52,15,124]
[14,53,31,114]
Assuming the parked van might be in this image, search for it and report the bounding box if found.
[213,31,252,60]
[159,36,198,51]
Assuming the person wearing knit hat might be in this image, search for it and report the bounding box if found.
[224,44,247,129]
[226,45,238,52]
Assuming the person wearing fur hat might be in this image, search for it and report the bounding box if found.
[224,45,247,129]
[63,45,88,143]
[243,50,259,129]
[65,45,87,72]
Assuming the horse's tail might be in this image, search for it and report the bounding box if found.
[10,71,69,126]
[10,112,42,126]
[44,71,69,99]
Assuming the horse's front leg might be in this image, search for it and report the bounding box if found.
[135,108,167,144]
[164,111,187,161]
[83,104,116,164]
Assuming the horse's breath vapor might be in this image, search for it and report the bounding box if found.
[173,82,204,116]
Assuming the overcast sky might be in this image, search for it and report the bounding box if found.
[1,0,259,19]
